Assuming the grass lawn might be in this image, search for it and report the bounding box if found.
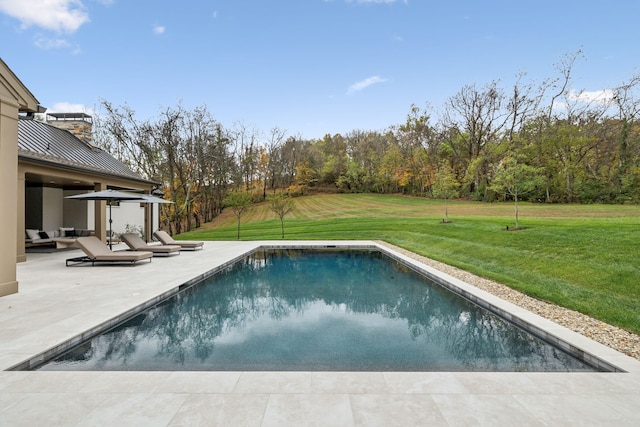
[178,193,640,335]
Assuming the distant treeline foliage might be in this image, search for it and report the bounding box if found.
[94,51,640,233]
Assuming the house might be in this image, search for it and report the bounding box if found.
[1,58,158,297]
[18,113,160,257]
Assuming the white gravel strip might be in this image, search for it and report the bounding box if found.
[378,241,640,361]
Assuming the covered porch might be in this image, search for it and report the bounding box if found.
[17,113,160,263]
[18,161,158,263]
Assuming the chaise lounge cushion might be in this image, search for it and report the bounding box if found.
[121,233,181,256]
[73,236,153,264]
[153,230,204,250]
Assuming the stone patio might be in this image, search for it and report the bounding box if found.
[1,241,639,426]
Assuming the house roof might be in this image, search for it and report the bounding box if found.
[0,58,40,112]
[18,118,153,184]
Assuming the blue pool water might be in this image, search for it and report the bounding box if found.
[37,249,598,371]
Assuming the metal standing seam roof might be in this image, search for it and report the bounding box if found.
[17,118,148,182]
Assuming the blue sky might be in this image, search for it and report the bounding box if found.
[1,0,639,139]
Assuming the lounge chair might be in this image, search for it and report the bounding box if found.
[153,230,204,250]
[66,236,153,266]
[121,233,181,256]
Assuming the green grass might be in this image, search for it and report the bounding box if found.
[177,194,640,335]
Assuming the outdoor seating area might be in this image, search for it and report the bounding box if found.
[25,227,93,249]
[65,232,199,266]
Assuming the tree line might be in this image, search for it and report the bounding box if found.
[94,51,640,234]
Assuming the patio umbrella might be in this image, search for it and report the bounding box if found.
[65,189,146,249]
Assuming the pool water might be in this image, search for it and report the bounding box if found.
[37,249,598,372]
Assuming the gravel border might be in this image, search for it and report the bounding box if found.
[378,241,640,361]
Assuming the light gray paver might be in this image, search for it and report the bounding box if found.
[0,240,639,426]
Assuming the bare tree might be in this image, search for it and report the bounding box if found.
[97,100,158,181]
[443,81,508,197]
[263,126,287,198]
[231,122,261,191]
[612,73,640,184]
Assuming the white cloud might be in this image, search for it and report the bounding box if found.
[34,35,71,50]
[347,76,388,95]
[153,24,166,35]
[567,89,614,105]
[35,102,95,122]
[48,102,94,115]
[0,0,89,33]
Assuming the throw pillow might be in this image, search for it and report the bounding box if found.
[26,229,40,240]
[38,231,49,239]
[60,227,74,237]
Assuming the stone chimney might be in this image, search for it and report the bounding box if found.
[46,112,94,146]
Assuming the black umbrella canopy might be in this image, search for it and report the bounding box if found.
[65,189,146,249]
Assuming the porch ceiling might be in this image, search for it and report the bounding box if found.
[25,172,94,190]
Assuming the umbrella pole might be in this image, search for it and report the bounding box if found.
[109,203,113,250]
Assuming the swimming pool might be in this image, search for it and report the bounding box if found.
[35,248,602,372]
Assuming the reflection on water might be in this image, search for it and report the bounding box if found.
[38,249,597,371]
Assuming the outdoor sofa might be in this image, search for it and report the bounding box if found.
[26,227,93,249]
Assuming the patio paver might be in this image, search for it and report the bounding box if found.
[1,241,639,426]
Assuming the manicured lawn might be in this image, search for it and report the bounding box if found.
[178,194,640,334]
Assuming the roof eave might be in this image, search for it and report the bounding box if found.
[0,58,41,112]
[18,154,160,187]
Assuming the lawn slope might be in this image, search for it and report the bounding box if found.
[179,194,640,334]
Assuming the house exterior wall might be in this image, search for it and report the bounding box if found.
[25,186,43,229]
[63,190,88,229]
[1,59,39,295]
[110,203,143,236]
[42,187,63,231]
[0,95,20,296]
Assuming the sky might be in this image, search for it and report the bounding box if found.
[1,0,639,140]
